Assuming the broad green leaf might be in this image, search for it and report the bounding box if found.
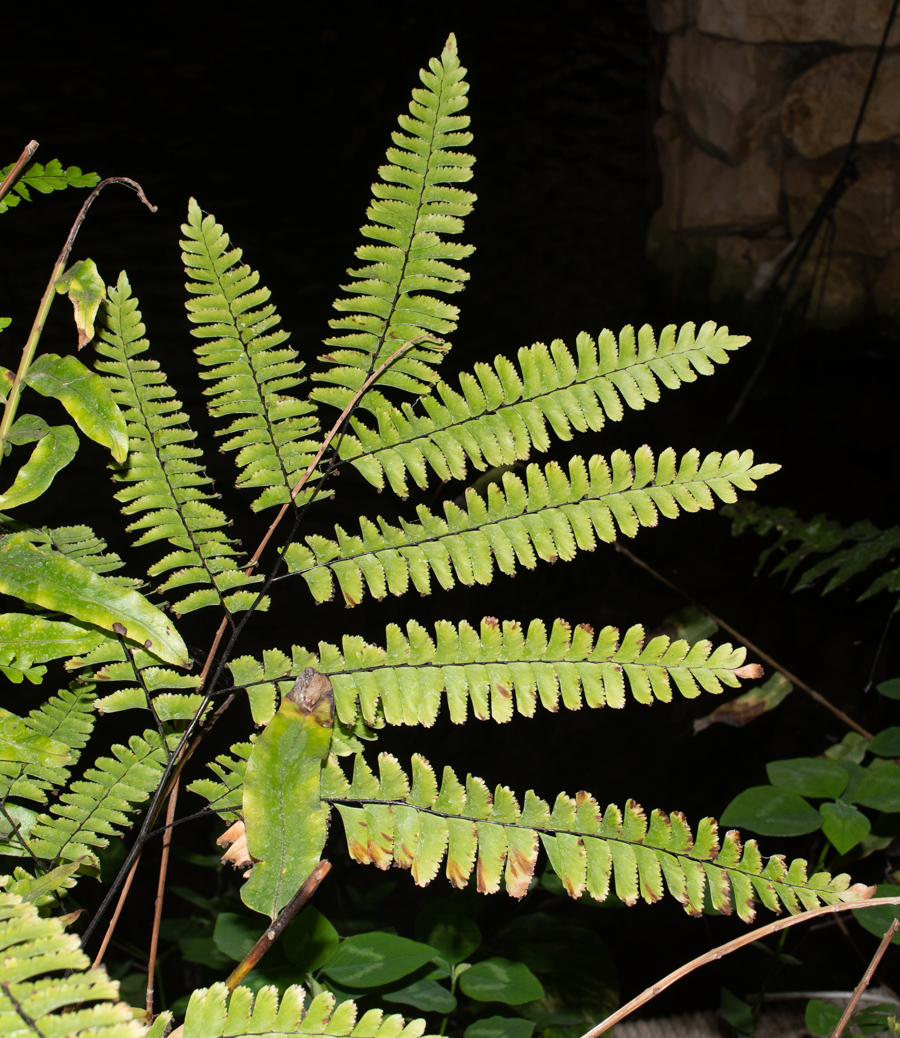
[851,764,900,811]
[415,900,481,964]
[0,540,189,667]
[766,758,848,799]
[320,932,437,987]
[805,998,842,1036]
[852,883,900,944]
[0,425,78,508]
[464,1018,535,1038]
[282,905,340,972]
[383,977,457,1013]
[720,987,753,1035]
[867,727,900,758]
[0,613,105,666]
[241,672,334,919]
[6,414,51,445]
[825,732,869,764]
[877,677,900,700]
[213,912,258,961]
[55,259,105,349]
[820,800,870,855]
[25,353,127,462]
[458,958,545,1005]
[719,786,822,837]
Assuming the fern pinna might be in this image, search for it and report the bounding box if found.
[0,32,876,1038]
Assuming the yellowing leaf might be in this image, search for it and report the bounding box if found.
[55,258,104,349]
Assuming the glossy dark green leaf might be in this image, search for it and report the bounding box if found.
[383,977,456,1013]
[415,899,481,964]
[820,800,870,855]
[0,425,78,509]
[766,758,847,799]
[719,786,822,836]
[805,998,842,1036]
[852,884,900,944]
[720,987,753,1036]
[852,764,900,811]
[54,259,105,349]
[282,906,339,972]
[867,727,900,758]
[464,1017,535,1038]
[877,678,900,700]
[320,932,437,987]
[25,353,127,462]
[0,540,188,666]
[213,913,258,961]
[458,958,545,1005]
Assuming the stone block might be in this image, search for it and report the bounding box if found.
[786,252,869,328]
[710,234,793,300]
[648,0,699,32]
[782,51,900,159]
[653,113,782,232]
[697,0,900,46]
[662,27,789,162]
[784,147,900,255]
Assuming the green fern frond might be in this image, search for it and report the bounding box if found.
[0,521,135,584]
[338,322,748,497]
[311,34,475,412]
[22,728,168,868]
[187,742,252,822]
[726,503,900,607]
[180,201,322,512]
[0,684,95,807]
[0,159,99,215]
[324,753,865,922]
[285,449,779,606]
[182,981,435,1038]
[310,616,758,727]
[95,272,266,615]
[0,893,147,1038]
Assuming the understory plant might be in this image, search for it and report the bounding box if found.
[0,34,879,1038]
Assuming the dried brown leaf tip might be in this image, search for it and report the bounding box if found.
[217,818,253,875]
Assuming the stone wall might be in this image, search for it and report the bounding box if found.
[648,0,900,324]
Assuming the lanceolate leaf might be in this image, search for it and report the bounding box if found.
[241,672,335,919]
[322,753,869,922]
[0,425,78,509]
[285,449,779,607]
[55,259,105,349]
[25,353,128,461]
[0,540,189,667]
[0,613,106,678]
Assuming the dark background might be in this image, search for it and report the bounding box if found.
[4,0,900,1024]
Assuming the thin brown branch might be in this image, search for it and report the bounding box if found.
[225,860,332,991]
[0,140,39,204]
[579,895,897,1038]
[146,781,179,1023]
[615,543,873,739]
[92,851,142,968]
[830,918,899,1038]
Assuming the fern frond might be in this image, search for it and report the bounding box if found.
[726,503,900,607]
[285,450,779,606]
[0,684,96,807]
[0,520,135,583]
[0,893,145,1038]
[0,614,108,685]
[324,753,866,922]
[22,728,168,868]
[180,201,322,512]
[310,616,758,727]
[312,34,475,412]
[338,322,749,497]
[0,159,99,215]
[187,742,252,823]
[182,982,435,1038]
[95,272,266,615]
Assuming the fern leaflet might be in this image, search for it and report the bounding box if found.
[0,893,147,1038]
[0,159,99,215]
[181,200,322,512]
[95,272,265,616]
[323,753,867,923]
[338,322,749,497]
[312,33,475,412]
[285,450,779,606]
[182,982,435,1038]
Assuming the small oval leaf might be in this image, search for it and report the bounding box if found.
[766,758,848,799]
[458,957,545,1005]
[320,932,437,987]
[719,786,822,837]
[820,800,871,855]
